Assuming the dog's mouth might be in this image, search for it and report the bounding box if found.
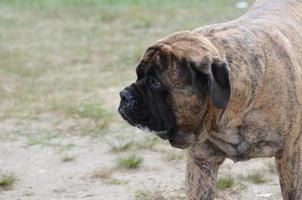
[118,85,193,149]
[119,105,193,149]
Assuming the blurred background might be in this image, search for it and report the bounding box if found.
[0,0,282,199]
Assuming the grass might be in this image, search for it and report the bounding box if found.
[90,169,113,179]
[62,154,76,162]
[52,101,113,120]
[27,134,59,147]
[108,135,163,153]
[52,100,114,135]
[246,171,268,184]
[0,173,17,189]
[0,0,252,122]
[116,154,144,169]
[0,0,259,199]
[135,189,165,200]
[0,0,253,144]
[0,0,255,199]
[133,136,162,150]
[103,178,130,185]
[1,0,255,9]
[109,140,135,152]
[89,168,130,185]
[216,176,235,190]
[58,143,75,153]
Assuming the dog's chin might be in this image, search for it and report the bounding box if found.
[120,109,193,150]
[167,128,194,149]
[135,125,194,149]
[135,124,169,139]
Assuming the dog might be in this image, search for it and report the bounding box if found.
[118,0,302,199]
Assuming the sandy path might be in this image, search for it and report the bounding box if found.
[0,129,282,200]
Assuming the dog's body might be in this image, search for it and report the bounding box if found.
[194,0,302,161]
[119,0,302,199]
[186,1,302,199]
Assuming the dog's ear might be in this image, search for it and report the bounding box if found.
[192,57,231,109]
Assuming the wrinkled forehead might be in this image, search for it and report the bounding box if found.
[136,43,184,80]
[135,44,166,79]
[138,57,188,90]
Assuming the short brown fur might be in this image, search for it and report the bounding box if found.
[137,0,302,199]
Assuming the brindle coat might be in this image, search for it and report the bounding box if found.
[122,0,302,199]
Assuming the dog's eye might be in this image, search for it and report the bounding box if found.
[149,78,161,90]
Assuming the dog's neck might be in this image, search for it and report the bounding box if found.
[200,99,224,133]
[197,27,258,124]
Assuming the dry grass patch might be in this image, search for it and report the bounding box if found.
[116,154,144,169]
[135,189,165,200]
[216,176,235,190]
[62,154,76,162]
[0,173,17,190]
[89,168,128,185]
[246,171,268,184]
[90,168,113,179]
[108,140,135,153]
[103,178,129,185]
[27,134,58,147]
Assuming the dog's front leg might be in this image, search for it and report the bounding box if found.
[275,135,302,200]
[186,147,224,200]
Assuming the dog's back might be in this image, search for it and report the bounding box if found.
[194,0,302,117]
[243,0,302,42]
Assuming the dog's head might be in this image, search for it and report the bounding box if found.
[118,31,231,149]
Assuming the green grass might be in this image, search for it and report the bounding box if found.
[0,174,17,189]
[0,0,252,140]
[52,101,113,120]
[116,154,144,169]
[1,0,254,8]
[246,171,268,184]
[216,176,235,190]
[109,140,135,152]
[27,134,59,147]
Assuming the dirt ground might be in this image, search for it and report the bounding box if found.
[0,89,282,200]
[0,0,283,199]
[0,124,283,200]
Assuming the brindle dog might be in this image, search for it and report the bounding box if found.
[118,0,302,199]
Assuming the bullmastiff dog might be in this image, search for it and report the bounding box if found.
[118,0,302,199]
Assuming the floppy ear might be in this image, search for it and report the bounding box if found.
[193,57,231,109]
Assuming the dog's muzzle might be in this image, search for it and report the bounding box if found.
[118,88,193,149]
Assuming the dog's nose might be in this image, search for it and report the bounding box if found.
[120,89,135,103]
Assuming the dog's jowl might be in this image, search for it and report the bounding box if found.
[118,0,302,199]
